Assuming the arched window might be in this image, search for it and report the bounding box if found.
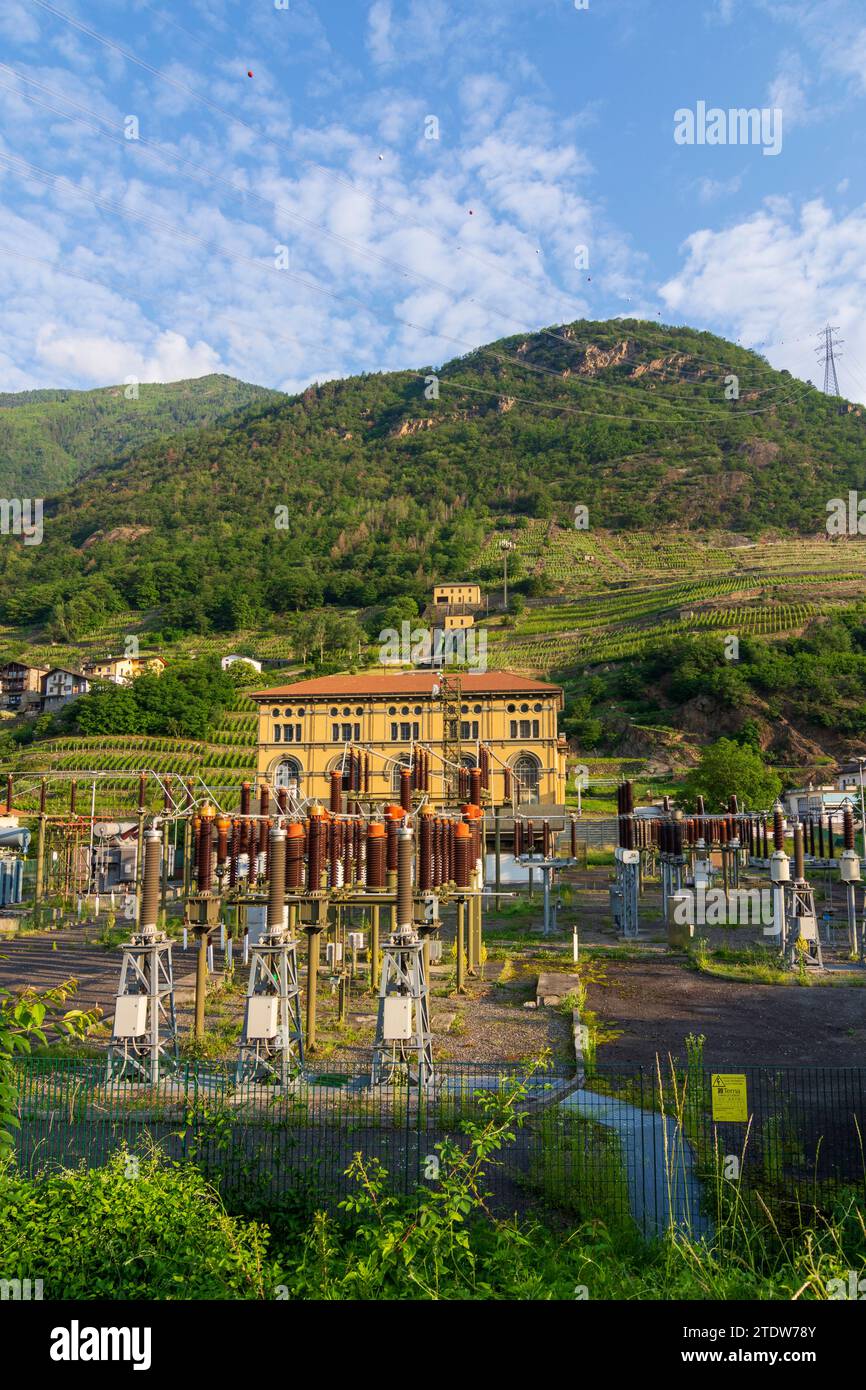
[391,754,412,795]
[513,754,540,800]
[273,758,302,794]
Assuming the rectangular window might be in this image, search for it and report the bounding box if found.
[332,724,340,742]
[519,720,531,739]
[532,720,539,738]
[274,725,281,743]
[392,722,420,742]
[510,720,517,739]
[354,723,360,742]
[460,721,479,740]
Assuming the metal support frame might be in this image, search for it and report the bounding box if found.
[612,846,640,937]
[370,929,434,1090]
[236,928,304,1086]
[107,931,178,1083]
[781,878,823,971]
[517,853,577,935]
[438,672,462,802]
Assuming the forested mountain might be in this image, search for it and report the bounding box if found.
[0,318,863,641]
[0,374,281,496]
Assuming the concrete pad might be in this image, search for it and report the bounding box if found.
[536,971,581,1007]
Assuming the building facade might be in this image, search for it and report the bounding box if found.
[432,582,481,608]
[0,661,49,711]
[83,654,165,685]
[41,667,90,712]
[251,670,567,806]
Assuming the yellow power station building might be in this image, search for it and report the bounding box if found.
[251,670,567,806]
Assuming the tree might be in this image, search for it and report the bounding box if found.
[683,738,781,812]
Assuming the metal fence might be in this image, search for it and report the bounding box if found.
[9,1059,866,1239]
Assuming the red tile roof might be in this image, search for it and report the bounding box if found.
[251,670,563,700]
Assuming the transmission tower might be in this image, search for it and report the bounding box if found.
[816,325,844,397]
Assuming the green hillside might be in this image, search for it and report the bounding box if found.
[0,318,863,642]
[0,373,282,496]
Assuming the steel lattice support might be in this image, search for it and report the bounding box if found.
[236,930,304,1086]
[781,880,823,970]
[370,931,433,1090]
[438,673,462,803]
[107,935,178,1083]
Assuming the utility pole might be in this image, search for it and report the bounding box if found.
[500,539,515,612]
[816,325,844,398]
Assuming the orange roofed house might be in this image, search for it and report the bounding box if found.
[251,670,567,806]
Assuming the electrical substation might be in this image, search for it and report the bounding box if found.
[4,753,866,1105]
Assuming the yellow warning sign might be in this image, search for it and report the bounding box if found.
[711,1073,748,1122]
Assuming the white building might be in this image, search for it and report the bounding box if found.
[221,654,262,673]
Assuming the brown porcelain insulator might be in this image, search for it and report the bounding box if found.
[469,767,481,807]
[366,822,386,889]
[793,824,805,880]
[454,823,471,887]
[419,808,434,891]
[397,827,414,929]
[286,822,304,889]
[399,766,412,813]
[268,827,286,930]
[229,819,240,887]
[140,827,162,931]
[198,808,214,892]
[386,815,399,872]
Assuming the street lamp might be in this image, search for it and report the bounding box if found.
[499,540,515,611]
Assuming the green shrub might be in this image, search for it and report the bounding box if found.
[0,1150,275,1300]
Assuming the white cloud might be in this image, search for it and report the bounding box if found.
[367,0,395,66]
[696,174,744,203]
[660,197,866,400]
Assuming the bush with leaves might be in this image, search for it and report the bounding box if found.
[0,1149,276,1300]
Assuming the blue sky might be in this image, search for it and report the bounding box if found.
[1,0,866,399]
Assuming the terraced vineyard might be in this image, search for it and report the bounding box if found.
[475,520,866,673]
